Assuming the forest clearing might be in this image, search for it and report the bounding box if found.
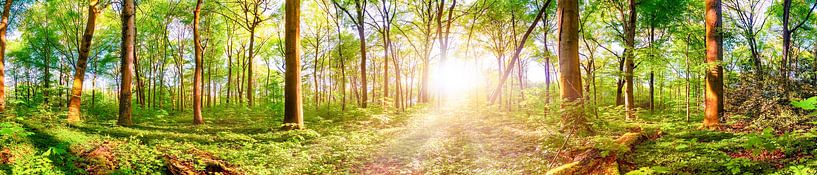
[4,0,817,174]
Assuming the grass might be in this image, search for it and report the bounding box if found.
[624,109,817,174]
[3,101,817,174]
[0,103,414,174]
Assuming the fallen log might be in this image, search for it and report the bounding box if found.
[164,149,242,175]
[79,142,118,174]
[546,129,662,175]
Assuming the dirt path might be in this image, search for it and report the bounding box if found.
[356,106,551,175]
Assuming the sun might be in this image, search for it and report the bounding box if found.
[430,58,483,100]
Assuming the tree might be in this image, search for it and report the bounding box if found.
[215,0,276,107]
[488,0,552,105]
[640,0,688,112]
[0,0,13,113]
[284,0,303,130]
[724,0,767,76]
[557,0,587,133]
[117,0,135,126]
[780,0,816,77]
[623,0,637,120]
[335,0,368,108]
[703,0,722,129]
[67,0,104,123]
[192,0,204,125]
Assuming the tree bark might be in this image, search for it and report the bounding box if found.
[226,29,233,104]
[134,27,146,108]
[0,0,12,112]
[685,35,690,121]
[284,0,304,130]
[557,0,588,133]
[118,0,135,126]
[648,25,654,112]
[623,0,637,120]
[332,2,346,111]
[247,26,256,107]
[192,0,204,125]
[68,0,102,123]
[703,0,723,129]
[355,0,368,108]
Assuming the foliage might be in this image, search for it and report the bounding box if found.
[792,96,817,111]
[0,122,33,145]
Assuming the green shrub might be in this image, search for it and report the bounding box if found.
[0,122,32,145]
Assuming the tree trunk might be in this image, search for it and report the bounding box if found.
[648,25,655,112]
[781,0,791,77]
[284,0,304,130]
[557,0,588,133]
[247,26,256,107]
[543,12,551,114]
[134,27,146,109]
[313,43,320,108]
[226,32,233,104]
[207,51,213,107]
[192,0,204,125]
[43,36,51,105]
[67,0,101,123]
[333,3,346,111]
[703,0,723,129]
[355,0,368,108]
[623,0,637,120]
[383,27,390,107]
[0,0,12,112]
[118,0,135,126]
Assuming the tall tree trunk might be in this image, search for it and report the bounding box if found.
[0,0,12,112]
[355,0,368,108]
[333,3,346,111]
[207,53,213,107]
[192,0,204,125]
[313,45,320,108]
[284,0,304,130]
[649,25,655,112]
[134,27,146,108]
[43,36,51,105]
[686,34,691,122]
[118,0,135,126]
[226,33,233,104]
[383,28,389,107]
[557,0,587,133]
[703,0,723,129]
[623,0,637,120]
[781,0,792,77]
[543,11,551,114]
[68,0,101,123]
[247,26,256,107]
[91,62,96,108]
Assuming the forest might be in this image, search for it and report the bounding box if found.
[2,0,817,174]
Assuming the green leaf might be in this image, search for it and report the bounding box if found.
[675,144,689,150]
[792,96,817,110]
[651,166,671,173]
[0,128,13,135]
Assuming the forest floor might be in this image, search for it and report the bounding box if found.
[355,104,550,174]
[4,102,817,174]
